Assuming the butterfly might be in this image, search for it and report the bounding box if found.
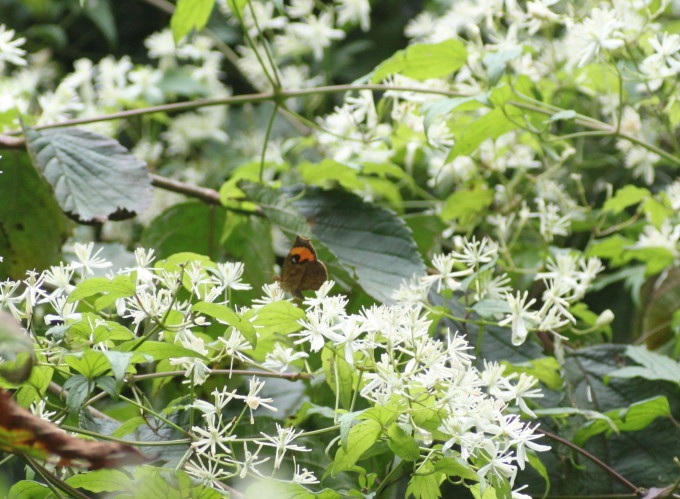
[278,235,328,298]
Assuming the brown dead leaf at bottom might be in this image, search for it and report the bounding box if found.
[0,389,149,469]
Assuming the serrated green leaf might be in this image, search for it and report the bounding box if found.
[299,160,364,191]
[239,180,310,237]
[118,340,207,360]
[406,461,444,499]
[0,153,69,278]
[0,311,34,383]
[65,350,111,378]
[66,469,132,493]
[142,202,228,261]
[111,416,147,438]
[386,424,420,461]
[8,480,51,499]
[63,374,92,412]
[441,184,494,224]
[602,185,650,214]
[445,108,516,161]
[24,126,152,222]
[322,347,357,409]
[609,346,680,384]
[192,301,257,347]
[291,187,426,302]
[330,419,382,475]
[170,0,216,42]
[68,275,135,304]
[103,350,133,382]
[250,300,305,335]
[372,39,467,82]
[574,396,671,446]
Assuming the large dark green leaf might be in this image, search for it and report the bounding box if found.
[238,181,310,238]
[25,126,152,222]
[559,345,680,494]
[0,152,69,278]
[142,202,227,261]
[291,187,426,302]
[241,182,426,302]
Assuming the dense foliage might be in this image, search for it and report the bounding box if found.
[0,0,679,497]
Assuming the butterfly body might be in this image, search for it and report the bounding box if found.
[279,236,327,298]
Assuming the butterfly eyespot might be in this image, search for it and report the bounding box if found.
[291,255,300,264]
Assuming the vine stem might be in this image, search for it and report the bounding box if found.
[536,427,640,494]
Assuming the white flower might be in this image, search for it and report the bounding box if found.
[288,12,345,61]
[0,279,24,320]
[292,457,320,484]
[260,423,310,469]
[191,413,236,456]
[44,295,82,325]
[336,0,371,31]
[262,343,309,372]
[184,455,229,489]
[211,262,252,291]
[169,357,211,385]
[536,199,571,242]
[69,242,113,277]
[232,377,278,423]
[0,25,27,66]
[499,291,539,346]
[423,254,473,293]
[634,220,680,258]
[566,7,625,67]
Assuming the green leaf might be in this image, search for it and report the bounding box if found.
[602,185,650,214]
[482,48,522,85]
[330,419,382,475]
[608,346,680,384]
[66,469,132,493]
[642,197,674,228]
[386,424,420,461]
[65,350,111,378]
[322,347,357,410]
[68,275,136,307]
[220,212,274,302]
[24,126,152,222]
[299,160,364,191]
[406,461,444,499]
[0,311,34,383]
[239,180,311,238]
[192,301,257,347]
[83,0,117,46]
[0,153,69,279]
[118,340,207,360]
[445,108,516,161]
[586,235,636,267]
[63,374,92,412]
[433,457,477,480]
[441,184,494,225]
[372,39,467,82]
[422,96,485,137]
[103,350,134,382]
[170,0,216,42]
[291,187,426,302]
[574,396,671,446]
[250,300,305,335]
[142,202,228,261]
[8,481,51,499]
[111,416,147,438]
[527,451,550,497]
[563,345,680,485]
